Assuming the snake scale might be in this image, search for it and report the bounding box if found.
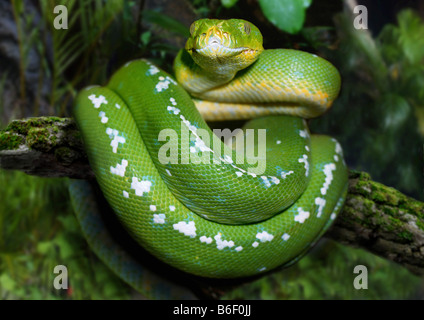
[70,19,348,280]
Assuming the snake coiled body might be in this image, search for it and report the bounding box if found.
[72,19,348,279]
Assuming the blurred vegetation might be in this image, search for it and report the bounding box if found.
[7,0,190,120]
[0,170,132,299]
[224,240,422,300]
[309,9,424,200]
[1,0,423,299]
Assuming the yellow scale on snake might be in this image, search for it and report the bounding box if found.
[70,19,348,280]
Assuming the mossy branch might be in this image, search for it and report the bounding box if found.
[0,117,93,179]
[1,117,424,277]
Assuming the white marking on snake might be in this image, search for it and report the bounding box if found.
[179,115,191,127]
[261,176,271,188]
[188,124,197,133]
[166,169,172,176]
[200,236,213,244]
[170,97,177,105]
[192,136,209,153]
[315,197,326,218]
[330,197,344,220]
[334,140,343,155]
[175,106,285,184]
[281,170,294,179]
[115,103,121,109]
[298,154,309,176]
[88,94,108,109]
[235,246,243,252]
[252,241,259,248]
[321,163,336,195]
[169,205,176,211]
[256,231,274,242]
[106,128,126,153]
[155,76,176,92]
[214,233,234,250]
[299,129,309,139]
[235,171,243,177]
[173,221,196,238]
[167,106,180,115]
[98,111,108,123]
[270,176,280,185]
[153,213,166,224]
[149,205,157,212]
[148,64,160,75]
[123,191,129,198]
[295,207,310,223]
[110,159,128,177]
[276,140,281,144]
[223,155,233,164]
[258,267,267,272]
[131,177,152,196]
[282,233,290,241]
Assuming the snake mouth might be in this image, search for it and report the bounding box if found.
[193,44,248,57]
[190,37,250,58]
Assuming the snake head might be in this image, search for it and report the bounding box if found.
[185,19,264,74]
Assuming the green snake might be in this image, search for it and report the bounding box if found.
[71,19,348,280]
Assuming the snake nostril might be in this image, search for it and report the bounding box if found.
[209,39,219,45]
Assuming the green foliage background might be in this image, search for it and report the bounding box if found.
[1,0,423,299]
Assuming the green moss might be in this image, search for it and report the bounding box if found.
[0,117,73,152]
[26,127,57,152]
[0,132,24,150]
[398,231,413,242]
[348,170,371,181]
[385,216,402,231]
[416,220,424,232]
[382,205,397,217]
[343,195,374,227]
[361,197,376,213]
[370,182,400,206]
[5,117,65,135]
[399,198,424,218]
[353,180,372,197]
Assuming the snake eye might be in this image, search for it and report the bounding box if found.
[189,22,196,35]
[243,22,251,35]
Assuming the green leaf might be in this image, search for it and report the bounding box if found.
[0,273,17,291]
[55,234,76,260]
[259,0,309,34]
[380,94,411,131]
[141,31,152,46]
[37,241,53,255]
[221,0,239,8]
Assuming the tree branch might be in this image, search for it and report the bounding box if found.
[1,117,424,276]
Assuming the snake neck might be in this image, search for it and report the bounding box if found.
[174,49,239,96]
